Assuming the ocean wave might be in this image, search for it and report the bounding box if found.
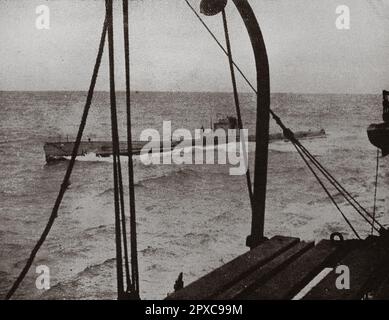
[140,245,178,258]
[207,211,237,224]
[0,229,18,237]
[269,139,328,155]
[96,180,146,198]
[179,232,217,246]
[40,257,117,299]
[77,258,116,278]
[0,137,30,145]
[97,187,115,197]
[52,257,116,288]
[137,167,199,187]
[83,224,110,234]
[65,153,115,163]
[146,263,168,273]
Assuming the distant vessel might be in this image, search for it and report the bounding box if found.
[44,116,326,163]
[44,140,146,163]
[213,115,326,142]
[213,116,238,131]
[367,90,389,155]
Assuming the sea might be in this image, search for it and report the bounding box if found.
[0,91,388,299]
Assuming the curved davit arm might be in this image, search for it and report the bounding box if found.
[232,0,270,249]
[200,0,271,249]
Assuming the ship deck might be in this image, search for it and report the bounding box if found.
[166,233,389,300]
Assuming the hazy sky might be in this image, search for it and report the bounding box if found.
[0,0,388,93]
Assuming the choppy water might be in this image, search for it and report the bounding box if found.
[0,91,388,300]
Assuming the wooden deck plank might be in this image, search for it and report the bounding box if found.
[166,236,300,300]
[304,241,387,300]
[244,240,339,300]
[215,241,314,300]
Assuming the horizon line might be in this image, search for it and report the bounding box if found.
[0,89,383,95]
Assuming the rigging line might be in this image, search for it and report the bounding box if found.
[184,0,256,94]
[106,0,125,298]
[5,15,109,300]
[293,142,361,239]
[221,9,254,208]
[285,118,381,232]
[122,0,139,295]
[296,141,383,231]
[282,125,380,230]
[372,148,380,235]
[298,145,380,232]
[112,155,125,297]
[295,140,382,232]
[116,152,131,290]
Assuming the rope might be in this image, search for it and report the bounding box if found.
[292,142,361,239]
[106,0,129,298]
[116,153,131,289]
[122,0,140,296]
[295,140,383,232]
[5,15,108,300]
[221,9,254,209]
[371,148,380,235]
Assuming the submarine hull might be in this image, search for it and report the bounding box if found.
[44,129,326,163]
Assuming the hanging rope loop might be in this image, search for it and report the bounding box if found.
[330,232,344,243]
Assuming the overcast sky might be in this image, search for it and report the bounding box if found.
[0,0,388,93]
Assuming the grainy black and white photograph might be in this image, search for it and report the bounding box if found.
[1,0,389,308]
